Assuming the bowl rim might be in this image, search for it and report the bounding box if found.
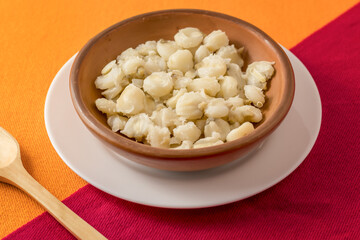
[69,8,295,159]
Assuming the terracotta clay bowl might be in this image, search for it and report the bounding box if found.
[69,9,295,171]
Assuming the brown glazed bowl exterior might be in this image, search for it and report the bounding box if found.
[69,9,295,171]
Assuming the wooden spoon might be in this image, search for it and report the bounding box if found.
[0,127,107,240]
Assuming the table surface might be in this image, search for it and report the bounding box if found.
[0,0,359,238]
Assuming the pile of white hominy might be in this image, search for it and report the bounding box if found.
[94,27,274,149]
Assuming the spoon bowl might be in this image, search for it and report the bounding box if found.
[0,127,107,240]
[0,127,18,169]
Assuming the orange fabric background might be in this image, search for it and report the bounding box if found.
[0,0,358,237]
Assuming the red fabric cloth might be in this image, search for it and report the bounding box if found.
[5,3,360,240]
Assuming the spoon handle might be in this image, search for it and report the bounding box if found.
[2,161,107,240]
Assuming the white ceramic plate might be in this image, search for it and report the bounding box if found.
[44,48,321,209]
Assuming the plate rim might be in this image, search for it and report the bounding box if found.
[44,48,322,209]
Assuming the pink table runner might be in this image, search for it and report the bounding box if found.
[5,3,360,239]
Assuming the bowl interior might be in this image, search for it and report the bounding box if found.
[71,10,294,158]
